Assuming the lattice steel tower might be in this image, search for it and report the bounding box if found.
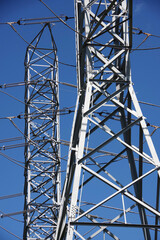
[23,23,61,239]
[56,0,160,239]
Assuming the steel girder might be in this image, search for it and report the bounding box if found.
[56,0,160,239]
[23,23,61,240]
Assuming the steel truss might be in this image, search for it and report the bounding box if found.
[56,1,160,240]
[23,23,61,239]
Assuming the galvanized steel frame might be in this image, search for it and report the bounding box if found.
[56,1,160,240]
[23,23,61,240]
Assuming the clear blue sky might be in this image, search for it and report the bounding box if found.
[0,0,160,239]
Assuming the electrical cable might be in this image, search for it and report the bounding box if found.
[0,210,23,223]
[39,0,123,42]
[0,89,25,105]
[0,81,160,108]
[0,224,22,240]
[81,201,156,218]
[2,4,159,237]
[10,18,77,66]
[0,136,23,143]
[1,1,160,54]
[0,80,77,89]
[0,16,74,26]
[57,60,76,68]
[18,16,73,22]
[149,124,160,137]
[0,81,77,89]
[0,193,23,200]
[39,0,79,35]
[1,22,76,68]
[0,142,26,151]
[39,0,160,52]
[6,20,160,53]
[2,11,158,98]
[0,110,74,120]
[89,41,160,51]
[133,27,160,38]
[132,28,160,51]
[9,24,30,45]
[131,34,150,52]
[9,24,71,66]
[1,82,160,110]
[0,150,67,171]
[0,89,75,117]
[0,209,32,218]
[0,152,25,168]
[0,132,157,164]
[139,101,160,108]
[1,18,77,68]
[1,81,160,144]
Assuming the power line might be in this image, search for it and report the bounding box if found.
[0,143,26,151]
[0,80,77,88]
[1,1,159,54]
[133,27,160,38]
[139,101,160,108]
[58,60,76,68]
[0,210,23,223]
[1,81,160,108]
[1,82,160,140]
[132,46,160,51]
[0,137,23,143]
[132,34,150,52]
[0,224,22,240]
[1,9,158,82]
[0,210,30,218]
[39,0,160,52]
[0,89,75,116]
[132,28,160,51]
[7,22,78,69]
[0,16,74,26]
[1,20,76,67]
[39,0,78,35]
[0,89,25,104]
[0,110,74,120]
[0,150,67,172]
[0,193,23,200]
[0,152,25,168]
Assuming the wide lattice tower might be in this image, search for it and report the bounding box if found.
[56,0,160,240]
[23,23,61,239]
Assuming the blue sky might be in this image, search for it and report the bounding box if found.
[0,0,160,239]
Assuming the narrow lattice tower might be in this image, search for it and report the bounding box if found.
[56,1,160,239]
[23,23,61,239]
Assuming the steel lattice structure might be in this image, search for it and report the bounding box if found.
[56,0,160,240]
[23,23,61,239]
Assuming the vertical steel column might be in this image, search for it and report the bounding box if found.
[56,1,160,239]
[23,23,61,240]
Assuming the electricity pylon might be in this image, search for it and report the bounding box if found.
[56,0,160,239]
[23,23,61,239]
